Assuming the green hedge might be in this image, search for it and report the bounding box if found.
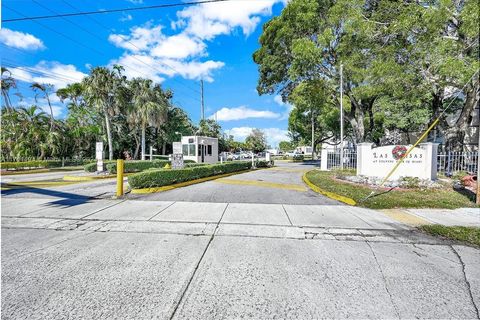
[128,161,252,189]
[255,160,274,167]
[1,159,94,171]
[84,160,116,172]
[106,159,196,174]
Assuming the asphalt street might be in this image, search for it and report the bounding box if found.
[1,163,479,319]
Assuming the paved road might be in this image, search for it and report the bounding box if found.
[134,162,339,205]
[2,163,479,319]
[2,196,480,319]
[1,170,84,183]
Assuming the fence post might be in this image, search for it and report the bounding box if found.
[447,151,452,176]
[116,159,124,197]
[320,146,329,171]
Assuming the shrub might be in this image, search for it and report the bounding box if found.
[106,160,170,174]
[128,161,252,189]
[106,159,197,174]
[292,154,304,161]
[255,160,274,168]
[84,160,116,172]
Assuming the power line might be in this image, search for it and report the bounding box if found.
[59,0,201,96]
[2,0,234,23]
[2,4,201,103]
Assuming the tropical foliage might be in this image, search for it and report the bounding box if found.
[254,0,479,151]
[1,66,197,162]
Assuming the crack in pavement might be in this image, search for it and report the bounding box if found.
[366,241,401,319]
[450,245,480,319]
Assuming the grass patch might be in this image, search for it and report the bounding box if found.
[420,225,480,246]
[305,170,478,209]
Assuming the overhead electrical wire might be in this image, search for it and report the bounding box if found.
[3,4,202,103]
[3,0,234,23]
[59,0,201,96]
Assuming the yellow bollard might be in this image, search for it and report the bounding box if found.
[116,159,124,197]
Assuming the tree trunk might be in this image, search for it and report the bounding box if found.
[45,93,55,130]
[162,142,166,155]
[104,112,113,160]
[141,125,146,160]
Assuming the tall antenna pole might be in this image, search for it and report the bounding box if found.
[200,79,205,121]
[340,63,344,170]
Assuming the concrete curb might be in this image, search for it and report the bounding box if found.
[63,173,135,182]
[130,169,254,194]
[302,170,357,206]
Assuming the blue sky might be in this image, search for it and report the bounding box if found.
[1,0,292,147]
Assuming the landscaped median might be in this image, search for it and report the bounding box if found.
[303,169,479,209]
[128,161,254,193]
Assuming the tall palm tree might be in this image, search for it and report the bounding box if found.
[82,67,123,160]
[31,82,55,130]
[1,67,16,111]
[130,78,169,160]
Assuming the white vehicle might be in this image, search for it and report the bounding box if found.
[286,151,301,157]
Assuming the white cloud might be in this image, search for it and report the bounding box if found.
[211,106,280,121]
[126,0,143,4]
[0,28,45,50]
[274,94,294,120]
[150,34,205,59]
[225,126,289,147]
[108,1,285,83]
[10,61,87,89]
[176,0,279,40]
[109,24,223,82]
[119,14,133,22]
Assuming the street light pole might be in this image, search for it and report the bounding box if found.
[340,63,344,170]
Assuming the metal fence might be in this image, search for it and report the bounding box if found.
[323,150,478,175]
[437,151,478,175]
[325,150,357,170]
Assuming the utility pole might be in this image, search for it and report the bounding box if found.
[200,79,205,121]
[340,63,344,170]
[311,108,315,160]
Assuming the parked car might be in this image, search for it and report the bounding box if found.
[286,151,301,157]
[232,153,242,160]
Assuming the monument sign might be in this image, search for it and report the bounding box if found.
[357,142,438,180]
[95,142,103,172]
[172,142,184,169]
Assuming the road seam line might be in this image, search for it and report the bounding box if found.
[168,203,229,320]
[281,205,293,226]
[147,201,177,221]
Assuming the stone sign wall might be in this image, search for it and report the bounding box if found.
[357,143,438,180]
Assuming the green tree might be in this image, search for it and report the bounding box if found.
[279,140,296,152]
[245,129,267,153]
[82,66,126,160]
[31,82,55,130]
[129,78,169,160]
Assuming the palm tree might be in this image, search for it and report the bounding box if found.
[1,67,16,111]
[31,82,55,130]
[130,78,169,160]
[82,67,123,160]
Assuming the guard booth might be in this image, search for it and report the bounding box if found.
[180,136,218,164]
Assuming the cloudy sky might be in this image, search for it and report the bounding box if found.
[1,0,292,147]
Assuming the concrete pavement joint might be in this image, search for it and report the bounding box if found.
[281,204,293,226]
[168,203,230,320]
[450,245,480,318]
[147,201,177,221]
[365,241,401,319]
[78,199,127,219]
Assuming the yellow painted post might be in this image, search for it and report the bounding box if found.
[116,159,124,197]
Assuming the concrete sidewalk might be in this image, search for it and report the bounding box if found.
[2,197,480,319]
